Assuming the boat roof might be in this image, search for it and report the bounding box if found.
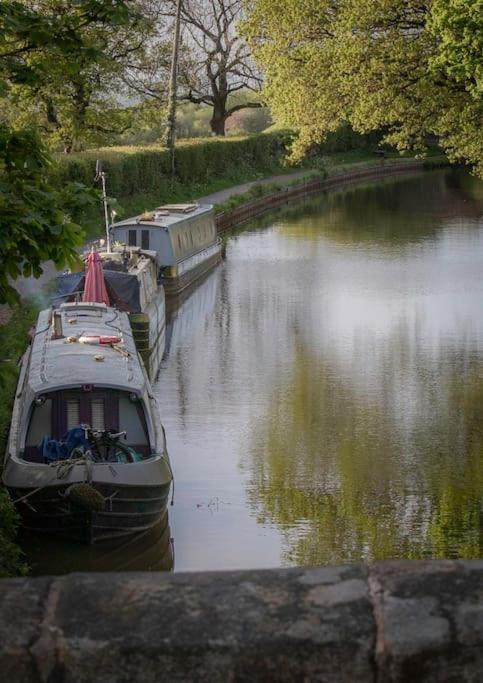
[112,203,213,231]
[27,303,147,395]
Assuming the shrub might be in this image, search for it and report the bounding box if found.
[0,303,37,577]
[0,490,27,577]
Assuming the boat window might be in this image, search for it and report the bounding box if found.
[91,398,105,431]
[141,230,150,250]
[66,399,80,430]
[128,230,137,246]
[26,399,52,445]
[119,397,148,445]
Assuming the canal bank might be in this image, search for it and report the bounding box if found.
[210,156,448,235]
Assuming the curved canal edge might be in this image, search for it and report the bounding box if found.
[214,157,448,234]
[1,559,482,681]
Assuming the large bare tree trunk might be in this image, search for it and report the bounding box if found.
[210,105,227,135]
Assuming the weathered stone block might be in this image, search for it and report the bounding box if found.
[0,577,51,683]
[370,560,483,682]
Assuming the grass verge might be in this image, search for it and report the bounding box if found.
[0,302,38,577]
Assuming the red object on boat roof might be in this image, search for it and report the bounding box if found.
[83,250,110,305]
[79,335,121,345]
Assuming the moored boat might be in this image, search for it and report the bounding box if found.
[55,247,166,380]
[2,301,173,544]
[111,203,222,298]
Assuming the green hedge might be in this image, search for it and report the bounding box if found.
[54,133,286,200]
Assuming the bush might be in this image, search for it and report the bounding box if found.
[321,124,384,153]
[0,303,37,577]
[0,490,27,577]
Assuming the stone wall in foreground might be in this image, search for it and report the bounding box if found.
[1,560,482,682]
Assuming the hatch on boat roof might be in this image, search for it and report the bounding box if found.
[157,203,198,214]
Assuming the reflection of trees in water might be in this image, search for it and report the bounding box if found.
[243,169,482,249]
[247,334,483,566]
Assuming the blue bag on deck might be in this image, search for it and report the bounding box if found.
[40,427,91,462]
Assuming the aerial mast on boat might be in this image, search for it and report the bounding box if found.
[95,159,112,253]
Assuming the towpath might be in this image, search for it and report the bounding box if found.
[197,169,316,206]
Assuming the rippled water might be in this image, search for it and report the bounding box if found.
[158,168,483,571]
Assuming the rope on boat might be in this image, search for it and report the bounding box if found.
[165,455,175,506]
[11,455,92,505]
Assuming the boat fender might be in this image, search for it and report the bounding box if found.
[79,335,122,345]
[65,483,105,512]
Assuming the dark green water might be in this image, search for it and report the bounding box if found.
[24,168,483,574]
[158,168,483,570]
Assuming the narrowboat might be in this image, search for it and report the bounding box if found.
[111,203,222,298]
[55,247,166,380]
[2,301,173,544]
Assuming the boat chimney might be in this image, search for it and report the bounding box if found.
[52,310,63,339]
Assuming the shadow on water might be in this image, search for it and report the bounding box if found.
[21,511,174,575]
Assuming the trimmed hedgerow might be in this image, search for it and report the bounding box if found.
[54,133,286,200]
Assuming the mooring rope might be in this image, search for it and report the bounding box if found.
[11,454,91,505]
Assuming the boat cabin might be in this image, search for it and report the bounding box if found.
[111,203,216,267]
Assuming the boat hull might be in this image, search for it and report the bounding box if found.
[8,480,171,544]
[129,287,166,380]
[4,450,173,544]
[162,246,222,300]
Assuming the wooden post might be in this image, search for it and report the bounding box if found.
[165,0,183,179]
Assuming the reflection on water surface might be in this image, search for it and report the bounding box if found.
[23,512,173,574]
[158,169,483,570]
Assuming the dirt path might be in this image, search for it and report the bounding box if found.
[197,169,316,206]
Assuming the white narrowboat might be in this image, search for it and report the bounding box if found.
[2,302,173,544]
[55,248,166,380]
[111,203,222,297]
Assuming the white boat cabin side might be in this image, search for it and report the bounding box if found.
[111,203,216,267]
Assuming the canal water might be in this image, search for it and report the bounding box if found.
[159,168,483,570]
[23,168,483,574]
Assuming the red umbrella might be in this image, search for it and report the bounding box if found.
[83,250,110,305]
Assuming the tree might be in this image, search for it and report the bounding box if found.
[0,0,133,303]
[2,1,161,153]
[178,0,263,135]
[243,0,483,175]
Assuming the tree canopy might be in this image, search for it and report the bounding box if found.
[243,0,483,175]
[0,0,134,303]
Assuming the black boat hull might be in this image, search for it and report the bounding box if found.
[10,481,171,544]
